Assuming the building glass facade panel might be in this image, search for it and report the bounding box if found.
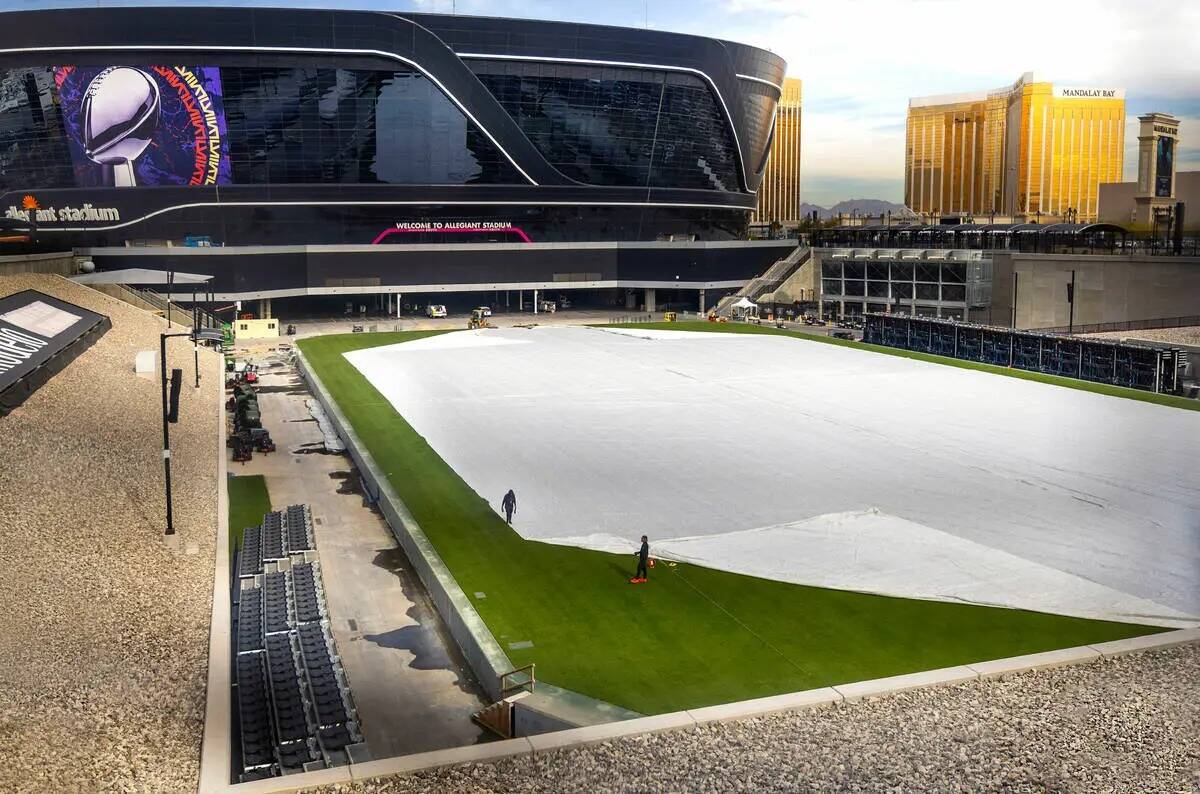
[0,68,75,191]
[0,64,523,191]
[0,8,787,252]
[905,73,1124,221]
[752,77,801,225]
[817,250,985,320]
[468,61,740,190]
[739,81,780,176]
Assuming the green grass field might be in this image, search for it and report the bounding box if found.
[228,473,271,556]
[298,327,1166,714]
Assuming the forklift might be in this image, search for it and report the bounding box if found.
[467,308,495,330]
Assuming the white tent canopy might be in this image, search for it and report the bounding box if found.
[731,297,757,309]
[71,268,213,285]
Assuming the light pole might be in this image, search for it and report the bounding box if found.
[160,326,224,536]
[1067,269,1076,335]
[160,331,191,536]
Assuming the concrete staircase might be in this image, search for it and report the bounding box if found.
[713,243,811,316]
[472,691,530,739]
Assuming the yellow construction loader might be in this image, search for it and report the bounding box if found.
[468,308,495,330]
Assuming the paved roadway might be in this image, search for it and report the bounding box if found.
[233,347,490,759]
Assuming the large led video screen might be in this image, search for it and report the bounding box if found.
[54,66,232,188]
[1155,136,1174,198]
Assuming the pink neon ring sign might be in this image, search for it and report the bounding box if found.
[371,226,532,244]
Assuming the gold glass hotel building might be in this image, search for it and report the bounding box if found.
[905,73,1124,221]
[754,78,803,226]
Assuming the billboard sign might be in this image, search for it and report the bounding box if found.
[55,65,232,188]
[1155,136,1174,198]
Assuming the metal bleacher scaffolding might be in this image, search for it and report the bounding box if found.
[864,313,1187,394]
[232,504,364,781]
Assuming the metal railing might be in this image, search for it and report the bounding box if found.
[145,288,219,328]
[606,313,654,325]
[500,663,536,697]
[1034,315,1200,336]
[713,244,811,317]
[814,232,1200,257]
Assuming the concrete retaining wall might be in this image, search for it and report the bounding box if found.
[215,627,1199,792]
[295,348,514,702]
[987,252,1200,330]
[0,251,75,277]
[514,703,578,737]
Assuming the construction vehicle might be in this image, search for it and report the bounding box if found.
[468,307,495,330]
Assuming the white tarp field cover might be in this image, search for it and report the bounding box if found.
[346,326,1200,628]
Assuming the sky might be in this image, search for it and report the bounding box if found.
[7,0,1200,206]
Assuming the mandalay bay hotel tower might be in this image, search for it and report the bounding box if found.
[905,73,1125,222]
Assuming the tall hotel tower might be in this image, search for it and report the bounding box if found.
[754,78,803,226]
[905,73,1124,221]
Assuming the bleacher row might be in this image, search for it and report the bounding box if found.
[238,504,315,578]
[232,504,365,781]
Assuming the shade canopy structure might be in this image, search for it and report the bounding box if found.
[71,268,213,285]
[731,297,758,309]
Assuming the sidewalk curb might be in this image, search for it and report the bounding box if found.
[206,628,1197,791]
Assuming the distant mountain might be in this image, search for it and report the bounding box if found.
[799,200,916,220]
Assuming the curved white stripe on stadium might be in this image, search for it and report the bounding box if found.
[0,44,538,186]
[344,326,1200,628]
[32,198,752,234]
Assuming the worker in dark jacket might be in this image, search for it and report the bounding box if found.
[501,489,517,524]
[631,535,649,583]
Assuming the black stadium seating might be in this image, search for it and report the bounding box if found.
[238,525,263,578]
[263,573,291,635]
[235,653,274,772]
[236,587,264,654]
[262,512,285,561]
[286,504,314,552]
[292,564,322,625]
[233,504,362,781]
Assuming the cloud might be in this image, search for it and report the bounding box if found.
[689,0,1200,202]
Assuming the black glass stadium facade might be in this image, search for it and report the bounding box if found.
[0,7,791,299]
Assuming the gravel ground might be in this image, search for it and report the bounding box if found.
[322,644,1199,794]
[1084,326,1200,347]
[0,274,220,793]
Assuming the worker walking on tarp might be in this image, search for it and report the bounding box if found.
[501,489,517,524]
[631,535,650,584]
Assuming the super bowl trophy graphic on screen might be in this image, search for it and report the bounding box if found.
[81,66,161,187]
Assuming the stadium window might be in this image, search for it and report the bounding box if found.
[942,263,967,283]
[941,284,966,302]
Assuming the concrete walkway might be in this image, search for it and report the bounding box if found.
[232,350,490,759]
[276,308,660,339]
